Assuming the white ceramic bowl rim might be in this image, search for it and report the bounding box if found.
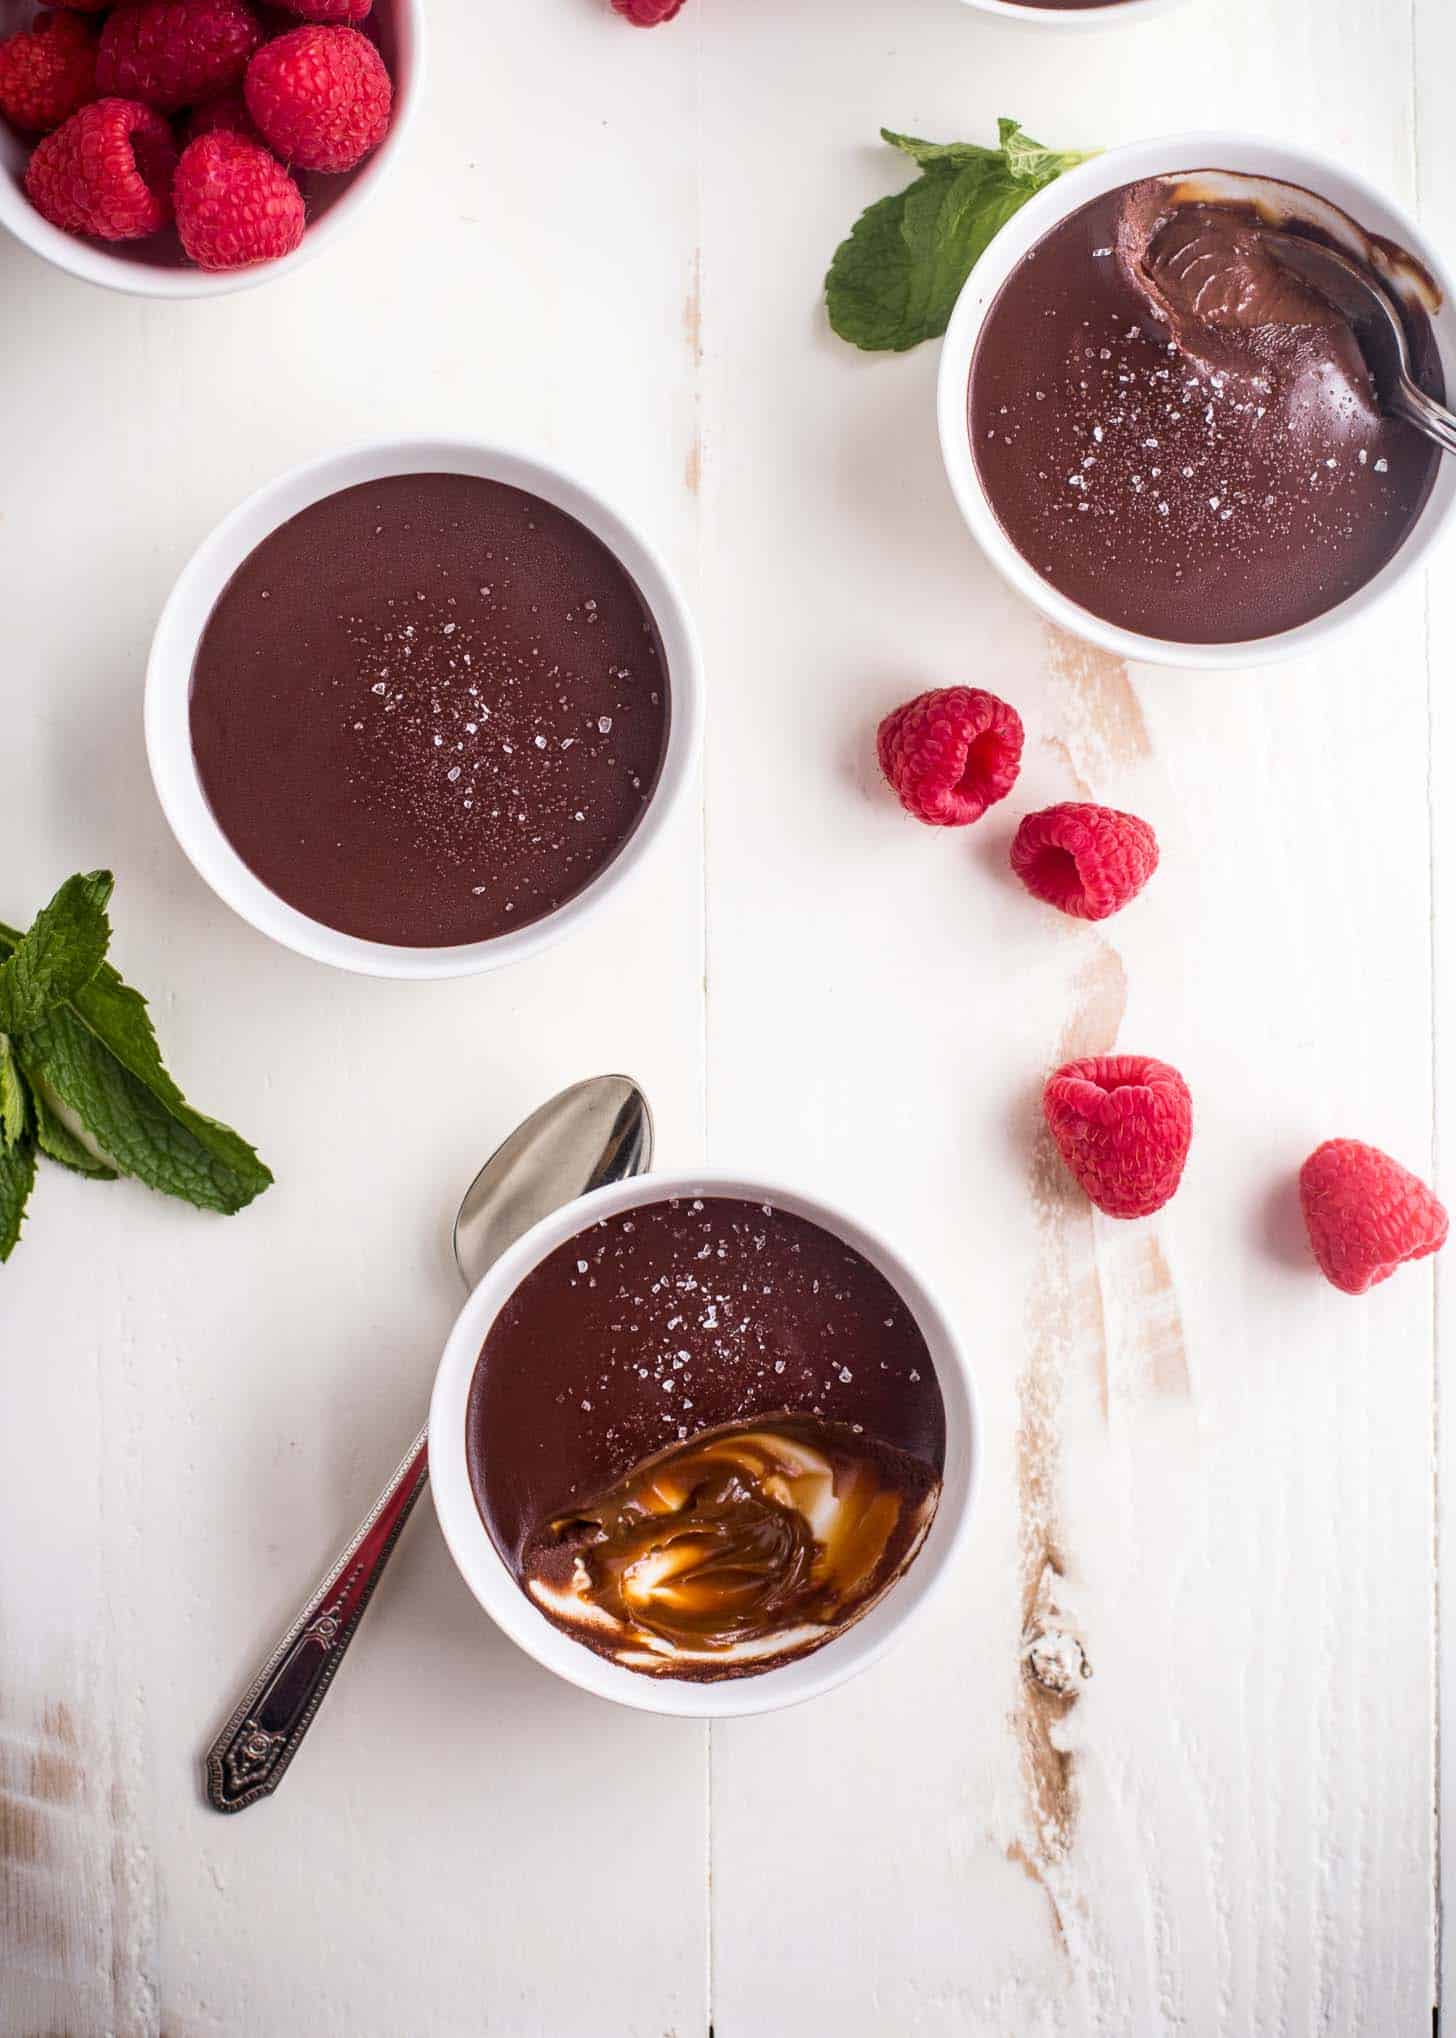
[959,0,1187,25]
[0,0,424,299]
[936,131,1456,669]
[144,436,704,979]
[427,1171,981,1720]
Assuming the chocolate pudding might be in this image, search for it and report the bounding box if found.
[467,1196,947,1680]
[969,174,1443,643]
[189,474,670,947]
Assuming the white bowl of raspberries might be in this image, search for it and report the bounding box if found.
[0,0,421,292]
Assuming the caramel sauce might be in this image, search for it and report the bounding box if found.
[522,1415,940,1677]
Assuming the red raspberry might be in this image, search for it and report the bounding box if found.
[25,96,177,240]
[183,86,259,142]
[273,0,372,16]
[97,0,261,115]
[1298,1139,1448,1296]
[877,687,1024,827]
[1011,802,1158,921]
[175,129,304,268]
[0,10,97,134]
[244,24,389,173]
[612,0,687,20]
[1043,1055,1192,1219]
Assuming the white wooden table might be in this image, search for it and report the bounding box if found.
[3,0,1453,2030]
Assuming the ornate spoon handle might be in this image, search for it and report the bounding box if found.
[203,1427,429,1813]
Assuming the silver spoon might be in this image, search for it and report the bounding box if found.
[203,1074,655,1813]
[1262,230,1456,457]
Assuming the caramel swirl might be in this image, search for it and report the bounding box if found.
[522,1416,940,1679]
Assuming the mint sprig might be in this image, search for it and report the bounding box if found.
[0,874,271,1263]
[825,119,1095,354]
[0,1036,26,1151]
[0,869,112,1033]
[0,1140,36,1264]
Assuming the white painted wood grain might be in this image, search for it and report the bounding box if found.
[0,0,1446,2031]
[1,5,708,2034]
[1416,0,1455,2025]
[700,0,1437,2031]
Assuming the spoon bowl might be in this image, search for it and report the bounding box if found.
[454,1077,654,1291]
[1261,231,1456,458]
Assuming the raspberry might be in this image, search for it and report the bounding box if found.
[1298,1139,1448,1296]
[175,129,304,267]
[183,86,259,142]
[0,10,97,134]
[273,0,373,16]
[97,0,261,115]
[1044,1055,1192,1219]
[877,687,1024,827]
[25,96,177,240]
[244,24,389,173]
[612,0,687,20]
[1010,802,1158,921]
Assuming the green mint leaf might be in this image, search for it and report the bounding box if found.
[22,958,272,1215]
[0,1135,36,1262]
[881,130,1001,170]
[826,119,1094,353]
[17,1056,116,1180]
[0,1038,28,1151]
[998,118,1094,187]
[0,871,112,1034]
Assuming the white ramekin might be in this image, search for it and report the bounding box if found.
[145,437,703,978]
[428,1172,981,1720]
[0,0,423,299]
[937,132,1456,669]
[958,0,1188,26]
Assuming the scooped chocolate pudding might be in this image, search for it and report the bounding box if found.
[189,474,669,947]
[969,174,1443,643]
[467,1196,947,1680]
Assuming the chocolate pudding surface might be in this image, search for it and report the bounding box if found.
[189,473,669,947]
[969,177,1442,643]
[467,1195,947,1574]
